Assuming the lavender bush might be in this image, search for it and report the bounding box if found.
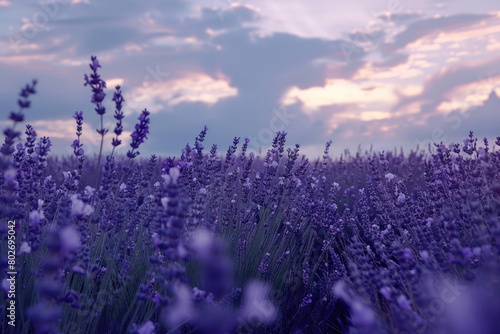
[1,57,500,334]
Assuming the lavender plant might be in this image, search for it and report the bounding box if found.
[83,56,108,187]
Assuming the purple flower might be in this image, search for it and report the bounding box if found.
[1,80,37,157]
[333,281,379,330]
[25,124,37,154]
[396,294,412,311]
[71,111,84,156]
[111,85,125,148]
[9,111,24,122]
[300,293,313,307]
[258,252,270,275]
[59,225,81,254]
[127,109,150,158]
[70,194,94,216]
[132,321,156,334]
[165,283,195,328]
[73,111,83,132]
[239,281,276,324]
[19,241,32,255]
[35,136,51,157]
[26,303,62,333]
[84,56,107,116]
[71,140,84,157]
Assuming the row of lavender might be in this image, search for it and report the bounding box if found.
[1,57,500,333]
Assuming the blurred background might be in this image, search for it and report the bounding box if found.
[0,0,499,158]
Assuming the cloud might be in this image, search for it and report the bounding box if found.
[486,40,500,51]
[125,72,238,113]
[373,53,410,68]
[393,56,500,115]
[168,5,261,39]
[281,79,397,113]
[433,22,500,44]
[106,78,124,87]
[384,13,493,51]
[354,59,426,80]
[396,90,500,149]
[317,89,500,156]
[435,75,500,113]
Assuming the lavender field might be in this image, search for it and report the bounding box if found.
[1,57,500,334]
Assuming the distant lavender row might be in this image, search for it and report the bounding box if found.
[1,58,500,334]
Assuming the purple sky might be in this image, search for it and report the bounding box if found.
[1,0,500,158]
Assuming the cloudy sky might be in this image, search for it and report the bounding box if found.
[1,0,500,158]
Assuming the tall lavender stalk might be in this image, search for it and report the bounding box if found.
[1,80,37,160]
[1,80,37,218]
[127,109,150,159]
[110,85,125,158]
[83,56,107,188]
[70,111,85,191]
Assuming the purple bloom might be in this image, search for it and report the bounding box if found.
[25,124,37,154]
[71,111,84,156]
[9,111,24,122]
[239,281,276,324]
[333,281,379,330]
[70,194,94,216]
[84,56,107,116]
[131,321,156,334]
[111,85,125,149]
[165,283,195,328]
[1,80,37,157]
[35,136,51,157]
[258,252,270,275]
[59,225,81,254]
[26,303,62,333]
[300,293,313,307]
[127,109,150,158]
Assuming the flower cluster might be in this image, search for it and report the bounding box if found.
[1,79,37,158]
[84,56,107,117]
[111,85,125,149]
[71,111,84,157]
[127,109,150,159]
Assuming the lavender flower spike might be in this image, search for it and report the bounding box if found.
[84,55,107,187]
[111,85,125,150]
[1,80,37,157]
[71,111,84,157]
[127,109,151,159]
[84,56,107,117]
